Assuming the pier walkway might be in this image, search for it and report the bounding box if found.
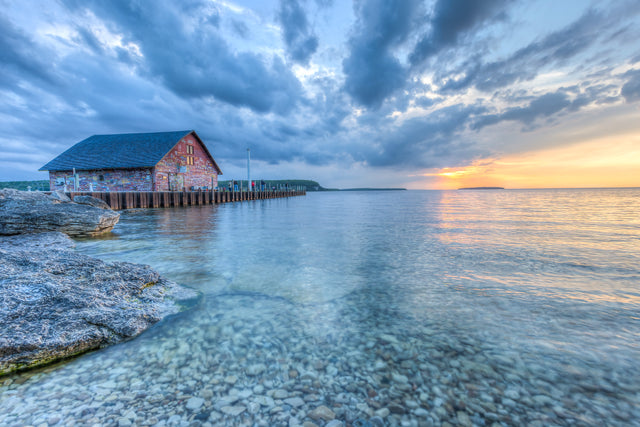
[65,189,305,210]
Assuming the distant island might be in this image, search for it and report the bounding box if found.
[458,187,505,190]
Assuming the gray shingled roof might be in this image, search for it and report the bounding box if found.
[40,130,221,173]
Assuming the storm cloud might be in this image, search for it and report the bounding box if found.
[435,9,615,94]
[342,0,421,108]
[472,91,573,130]
[278,0,319,65]
[409,0,512,66]
[365,104,486,168]
[0,14,57,88]
[1,0,639,187]
[62,0,305,115]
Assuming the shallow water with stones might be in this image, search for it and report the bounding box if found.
[1,189,639,426]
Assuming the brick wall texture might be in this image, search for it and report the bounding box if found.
[49,133,220,192]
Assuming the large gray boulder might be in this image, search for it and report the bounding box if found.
[0,232,197,376]
[72,195,111,209]
[0,189,119,236]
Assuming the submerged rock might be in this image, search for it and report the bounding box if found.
[0,189,119,236]
[308,405,336,421]
[0,232,197,376]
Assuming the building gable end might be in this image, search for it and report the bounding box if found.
[154,131,222,175]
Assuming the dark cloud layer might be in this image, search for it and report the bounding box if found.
[473,91,571,130]
[62,0,304,115]
[231,19,249,38]
[471,82,621,132]
[365,104,485,168]
[341,1,638,111]
[278,0,319,64]
[342,0,421,107]
[342,0,511,108]
[409,0,511,66]
[621,69,640,102]
[436,9,610,94]
[0,14,57,88]
[1,1,639,183]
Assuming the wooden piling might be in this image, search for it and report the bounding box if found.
[64,189,305,210]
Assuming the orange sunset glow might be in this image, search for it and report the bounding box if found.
[428,134,640,189]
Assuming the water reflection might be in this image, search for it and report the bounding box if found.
[2,190,640,426]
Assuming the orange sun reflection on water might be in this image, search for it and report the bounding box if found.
[431,186,640,306]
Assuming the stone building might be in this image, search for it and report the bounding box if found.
[40,130,223,192]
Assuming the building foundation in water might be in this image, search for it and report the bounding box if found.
[64,189,305,210]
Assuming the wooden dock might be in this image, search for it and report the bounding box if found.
[65,190,305,210]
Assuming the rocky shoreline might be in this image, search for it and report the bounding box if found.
[2,292,637,427]
[0,190,196,375]
[0,189,119,236]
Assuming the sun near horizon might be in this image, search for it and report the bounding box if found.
[419,133,640,190]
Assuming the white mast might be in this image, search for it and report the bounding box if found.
[247,148,251,192]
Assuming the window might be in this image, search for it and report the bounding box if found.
[187,144,194,154]
[99,175,105,181]
[187,156,194,165]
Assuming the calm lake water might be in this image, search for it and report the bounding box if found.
[1,189,639,426]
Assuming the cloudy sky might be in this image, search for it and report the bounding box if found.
[2,0,639,189]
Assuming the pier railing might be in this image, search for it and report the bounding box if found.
[65,189,305,210]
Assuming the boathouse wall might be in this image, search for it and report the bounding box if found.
[153,133,219,191]
[49,168,154,192]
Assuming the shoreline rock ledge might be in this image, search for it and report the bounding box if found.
[0,189,119,236]
[0,190,197,376]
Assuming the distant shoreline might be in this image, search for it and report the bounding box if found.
[458,187,505,190]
